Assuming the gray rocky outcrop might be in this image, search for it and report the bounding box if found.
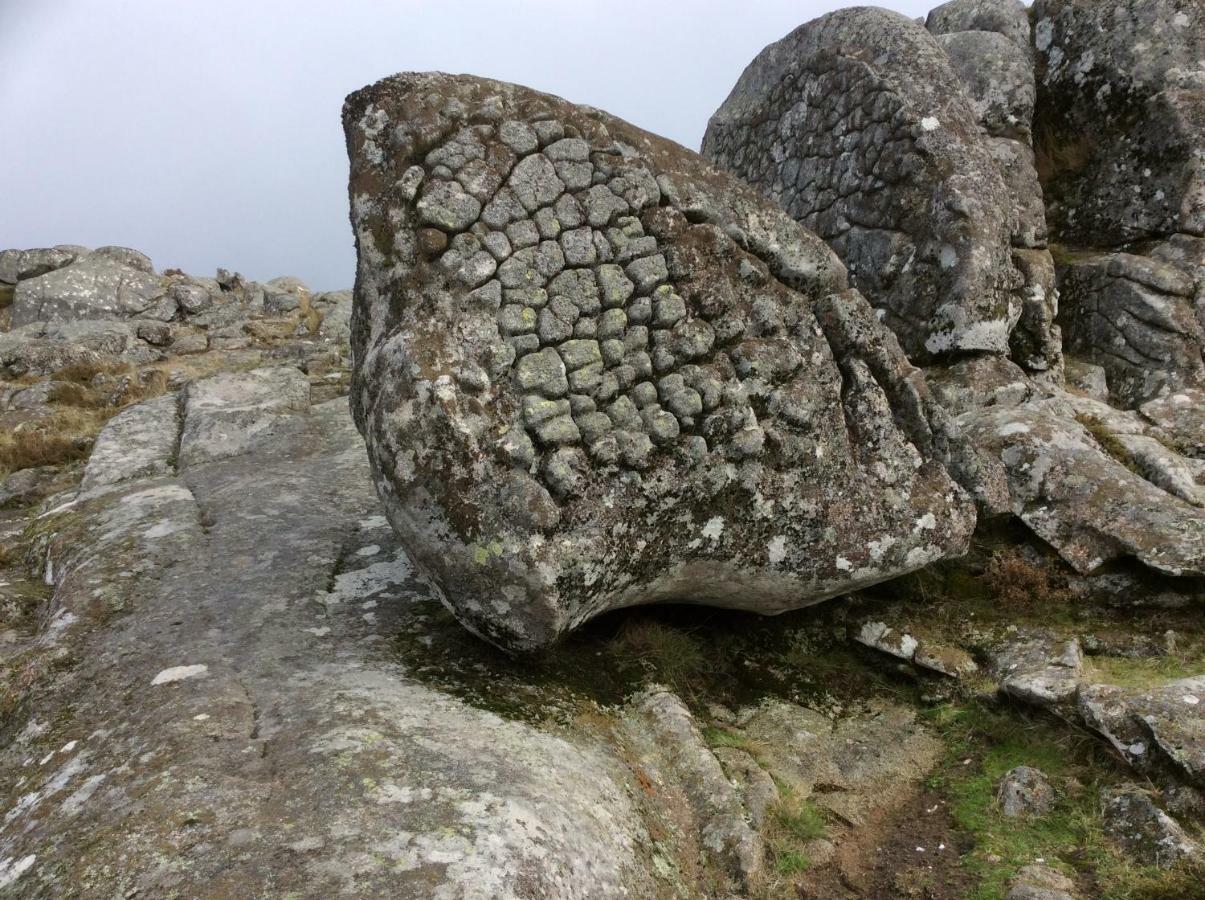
[1005,864,1079,900]
[954,388,1205,577]
[11,248,174,326]
[1140,386,1205,459]
[1032,0,1204,246]
[343,71,977,651]
[1056,251,1205,408]
[1078,676,1205,786]
[0,246,88,285]
[936,30,1034,141]
[0,386,670,899]
[989,630,1084,707]
[703,8,1025,364]
[855,619,978,678]
[925,0,1032,53]
[0,372,955,898]
[1101,785,1201,868]
[926,4,1063,377]
[739,697,942,828]
[622,689,764,889]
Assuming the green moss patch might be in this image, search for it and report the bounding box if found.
[924,700,1205,899]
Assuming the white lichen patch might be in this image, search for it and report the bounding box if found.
[151,664,209,686]
[0,855,35,889]
[920,116,940,131]
[998,422,1031,437]
[59,773,106,817]
[701,516,725,541]
[315,552,414,609]
[767,535,788,565]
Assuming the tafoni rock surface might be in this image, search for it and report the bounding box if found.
[705,0,1205,585]
[343,71,976,651]
[2,0,1205,896]
[702,6,1053,368]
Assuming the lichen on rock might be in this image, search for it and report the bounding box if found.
[343,72,977,651]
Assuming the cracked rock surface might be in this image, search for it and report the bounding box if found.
[343,71,976,651]
[703,8,1027,364]
[1032,0,1204,246]
[0,377,666,899]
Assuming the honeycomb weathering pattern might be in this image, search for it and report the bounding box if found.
[343,72,976,651]
[702,7,1024,365]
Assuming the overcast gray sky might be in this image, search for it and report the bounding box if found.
[2,1,931,290]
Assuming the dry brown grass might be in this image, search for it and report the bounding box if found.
[0,363,170,478]
[1075,413,1143,476]
[299,294,324,336]
[0,412,105,477]
[1033,124,1096,184]
[0,284,14,312]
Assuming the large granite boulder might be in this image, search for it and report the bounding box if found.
[0,370,954,898]
[343,72,976,651]
[925,6,1063,380]
[702,8,1024,363]
[1032,0,1205,245]
[935,29,1035,140]
[0,245,89,285]
[925,0,1033,52]
[1056,250,1205,408]
[11,247,173,326]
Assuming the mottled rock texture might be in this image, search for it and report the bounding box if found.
[344,72,976,651]
[11,247,174,327]
[703,8,1025,363]
[1056,250,1205,408]
[1101,786,1201,868]
[925,3,1065,379]
[926,0,1033,52]
[1079,677,1205,785]
[955,391,1205,577]
[0,388,670,899]
[1032,0,1204,245]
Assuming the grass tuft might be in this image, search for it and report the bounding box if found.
[1075,414,1143,476]
[0,364,170,477]
[609,619,708,695]
[774,850,811,876]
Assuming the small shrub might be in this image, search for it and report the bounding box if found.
[47,381,105,408]
[0,425,96,476]
[53,359,129,384]
[702,726,751,751]
[985,548,1071,610]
